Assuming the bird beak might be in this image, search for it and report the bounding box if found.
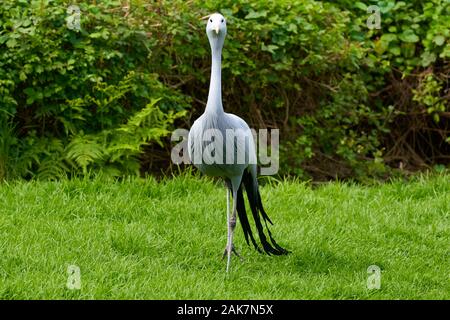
[214,25,220,34]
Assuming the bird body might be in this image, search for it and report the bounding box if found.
[188,13,289,272]
[188,111,253,179]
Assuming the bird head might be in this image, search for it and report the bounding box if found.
[205,13,227,50]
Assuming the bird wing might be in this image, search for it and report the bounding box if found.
[187,112,257,178]
[187,114,204,163]
[223,113,257,167]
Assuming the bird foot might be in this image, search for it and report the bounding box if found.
[222,244,244,262]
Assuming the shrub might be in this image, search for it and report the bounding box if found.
[0,0,187,179]
[328,0,450,175]
[0,0,448,181]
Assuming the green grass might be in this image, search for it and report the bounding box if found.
[0,174,449,299]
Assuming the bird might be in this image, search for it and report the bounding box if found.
[188,13,289,273]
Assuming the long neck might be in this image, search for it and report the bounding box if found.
[205,47,223,114]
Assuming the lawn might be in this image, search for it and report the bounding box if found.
[0,174,448,299]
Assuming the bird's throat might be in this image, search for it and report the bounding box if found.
[205,48,224,115]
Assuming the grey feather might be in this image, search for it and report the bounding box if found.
[187,13,289,261]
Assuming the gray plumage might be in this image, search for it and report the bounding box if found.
[188,13,289,273]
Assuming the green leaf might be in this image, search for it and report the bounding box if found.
[388,26,397,33]
[394,1,406,9]
[433,113,440,123]
[6,38,17,48]
[380,1,396,13]
[354,2,367,11]
[439,45,450,58]
[433,35,445,46]
[399,30,419,43]
[245,10,267,19]
[389,46,401,56]
[24,87,35,96]
[420,52,436,67]
[261,44,279,54]
[89,32,103,39]
[287,23,298,33]
[380,33,397,44]
[26,97,35,105]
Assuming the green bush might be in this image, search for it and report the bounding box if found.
[0,0,448,181]
[329,0,450,175]
[153,0,383,179]
[0,0,187,179]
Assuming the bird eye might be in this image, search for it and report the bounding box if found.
[210,19,213,22]
[221,19,224,23]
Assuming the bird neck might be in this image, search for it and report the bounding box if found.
[205,47,224,115]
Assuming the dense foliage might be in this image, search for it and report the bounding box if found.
[0,0,449,180]
[326,0,450,179]
[0,0,187,179]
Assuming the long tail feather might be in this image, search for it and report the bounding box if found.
[236,186,262,253]
[235,169,290,255]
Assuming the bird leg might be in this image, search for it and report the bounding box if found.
[226,186,230,245]
[222,187,231,259]
[222,241,243,259]
[224,189,239,273]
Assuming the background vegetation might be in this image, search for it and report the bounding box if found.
[1,1,448,300]
[0,0,449,181]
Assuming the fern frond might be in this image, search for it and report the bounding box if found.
[66,134,105,175]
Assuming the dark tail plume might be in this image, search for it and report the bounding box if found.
[234,169,290,255]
